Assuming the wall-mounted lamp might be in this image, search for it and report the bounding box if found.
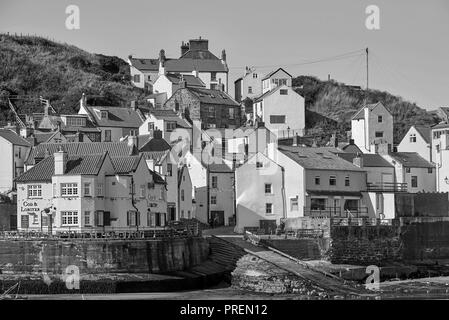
[445,176,449,184]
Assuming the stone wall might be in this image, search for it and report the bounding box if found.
[329,225,402,266]
[0,237,209,274]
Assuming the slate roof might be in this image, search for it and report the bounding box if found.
[432,123,449,129]
[26,142,135,165]
[261,68,292,81]
[139,136,171,152]
[389,152,434,168]
[129,58,159,72]
[338,143,362,154]
[180,49,220,60]
[336,153,393,168]
[149,109,192,128]
[16,153,107,183]
[86,106,144,128]
[414,125,431,144]
[165,73,205,87]
[187,87,239,106]
[0,129,31,147]
[278,146,364,171]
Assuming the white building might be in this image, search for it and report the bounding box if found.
[139,109,192,146]
[397,125,432,162]
[78,94,145,142]
[270,146,371,219]
[153,73,206,103]
[429,123,449,192]
[235,152,284,233]
[261,68,292,94]
[253,85,305,139]
[234,67,262,103]
[336,152,397,219]
[127,56,159,90]
[208,163,235,226]
[351,102,394,153]
[0,129,31,195]
[16,149,167,233]
[382,152,436,193]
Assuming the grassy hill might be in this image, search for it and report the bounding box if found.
[293,75,440,144]
[0,34,439,145]
[0,33,147,121]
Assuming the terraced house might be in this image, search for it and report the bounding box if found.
[163,85,241,130]
[15,148,167,233]
[78,94,145,142]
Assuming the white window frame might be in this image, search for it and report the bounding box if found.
[264,183,272,194]
[84,211,91,226]
[61,211,79,226]
[266,203,273,215]
[329,176,337,186]
[28,185,42,198]
[84,182,91,196]
[211,195,217,205]
[96,183,104,197]
[61,183,78,197]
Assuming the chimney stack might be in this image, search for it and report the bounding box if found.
[353,153,364,168]
[54,147,68,175]
[128,134,137,149]
[130,100,137,110]
[153,129,163,139]
[80,93,87,110]
[330,133,338,148]
[181,41,189,56]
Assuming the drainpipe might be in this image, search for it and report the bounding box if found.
[280,166,287,222]
[130,176,139,232]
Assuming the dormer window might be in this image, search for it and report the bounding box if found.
[100,111,108,119]
[166,121,177,132]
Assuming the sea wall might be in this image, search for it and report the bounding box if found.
[0,237,209,274]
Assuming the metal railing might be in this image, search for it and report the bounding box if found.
[304,206,369,218]
[367,182,408,192]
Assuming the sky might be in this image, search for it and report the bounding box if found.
[1,0,448,110]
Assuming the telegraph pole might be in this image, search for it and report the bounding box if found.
[366,47,369,90]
